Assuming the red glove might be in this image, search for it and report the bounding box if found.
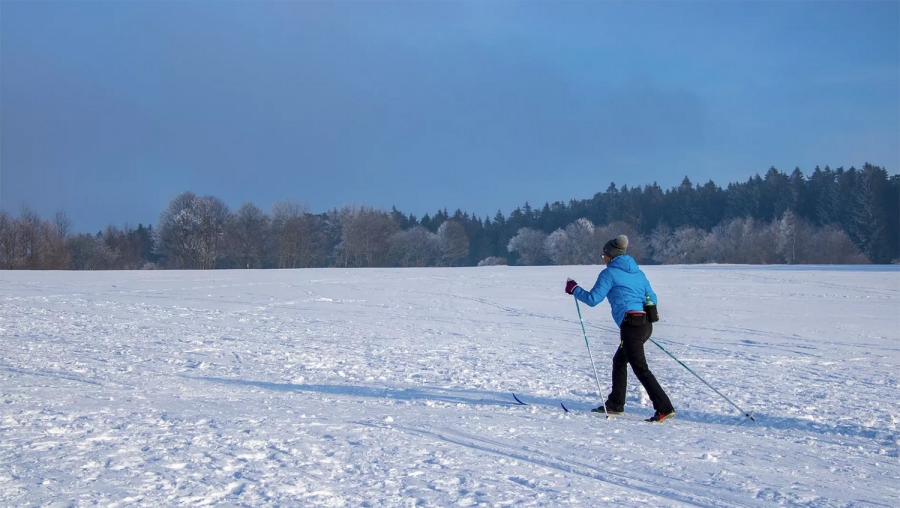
[565,279,578,294]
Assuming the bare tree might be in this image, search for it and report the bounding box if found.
[340,206,398,267]
[324,207,350,268]
[53,210,72,240]
[337,206,365,267]
[0,208,67,269]
[0,210,19,269]
[18,208,42,269]
[40,220,70,269]
[437,220,469,266]
[230,203,270,269]
[193,196,230,269]
[271,201,315,268]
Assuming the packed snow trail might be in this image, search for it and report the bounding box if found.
[1,266,898,506]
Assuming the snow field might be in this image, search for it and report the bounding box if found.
[1,266,898,506]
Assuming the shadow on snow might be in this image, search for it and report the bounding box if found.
[189,375,898,445]
[189,375,519,407]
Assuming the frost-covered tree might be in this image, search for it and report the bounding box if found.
[706,217,779,264]
[507,227,547,265]
[649,224,674,264]
[567,218,598,264]
[806,226,868,264]
[653,225,710,265]
[707,217,749,263]
[66,233,118,270]
[437,220,469,267]
[546,218,621,266]
[775,210,805,264]
[544,219,597,265]
[774,211,868,264]
[66,233,101,270]
[477,256,507,266]
[594,221,648,263]
[672,227,710,264]
[545,228,572,265]
[390,225,439,267]
[155,192,229,269]
[156,191,198,269]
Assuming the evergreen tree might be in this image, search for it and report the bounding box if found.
[815,166,841,226]
[761,166,793,220]
[789,167,808,217]
[848,164,890,263]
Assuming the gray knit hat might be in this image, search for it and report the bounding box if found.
[603,235,629,258]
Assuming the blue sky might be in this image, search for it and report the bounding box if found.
[2,1,898,234]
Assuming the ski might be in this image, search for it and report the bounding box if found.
[512,393,669,421]
[511,393,569,413]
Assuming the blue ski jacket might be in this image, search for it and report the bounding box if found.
[572,255,658,328]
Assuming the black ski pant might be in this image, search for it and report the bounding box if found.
[605,318,674,414]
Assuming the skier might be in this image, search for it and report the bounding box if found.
[564,235,676,422]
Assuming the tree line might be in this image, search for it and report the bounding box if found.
[1,163,897,270]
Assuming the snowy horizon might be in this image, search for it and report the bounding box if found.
[1,265,898,505]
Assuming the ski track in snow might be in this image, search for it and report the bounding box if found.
[1,266,898,506]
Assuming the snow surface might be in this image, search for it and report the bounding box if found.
[1,265,898,507]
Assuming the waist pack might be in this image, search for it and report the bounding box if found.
[643,303,660,323]
[623,311,647,326]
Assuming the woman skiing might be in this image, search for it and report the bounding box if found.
[565,235,675,422]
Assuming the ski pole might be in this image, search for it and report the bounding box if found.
[649,338,755,421]
[573,294,608,418]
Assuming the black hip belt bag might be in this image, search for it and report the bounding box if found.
[643,303,660,323]
[623,311,647,326]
